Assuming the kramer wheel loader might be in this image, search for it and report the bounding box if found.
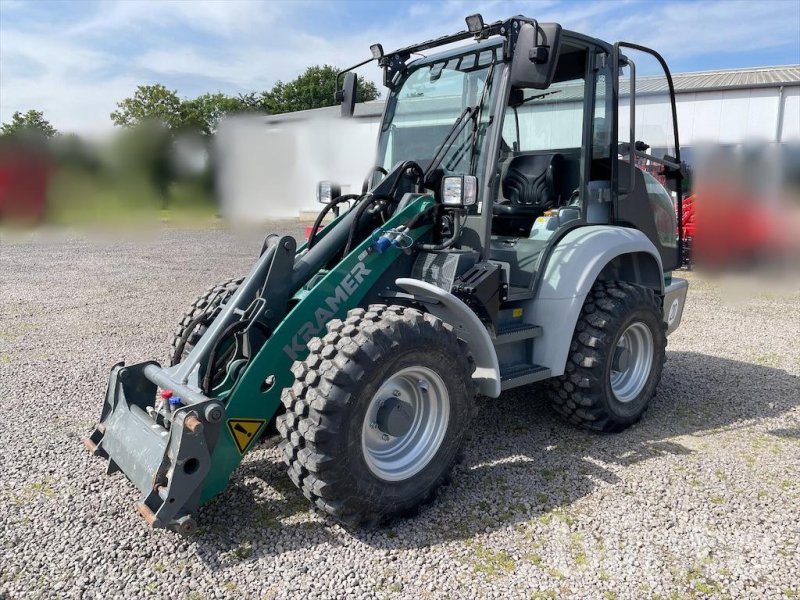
[85,14,689,532]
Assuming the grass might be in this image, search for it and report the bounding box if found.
[151,562,166,573]
[14,479,56,504]
[570,533,588,567]
[541,469,557,482]
[525,552,543,566]
[468,543,516,577]
[681,565,722,597]
[47,167,217,228]
[144,582,159,595]
[752,352,781,367]
[234,543,253,560]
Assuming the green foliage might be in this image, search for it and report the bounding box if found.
[260,65,379,114]
[0,109,57,138]
[180,92,260,135]
[111,85,259,135]
[111,65,378,133]
[110,84,184,130]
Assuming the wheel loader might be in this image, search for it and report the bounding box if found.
[84,14,689,533]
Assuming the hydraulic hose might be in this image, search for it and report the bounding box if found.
[388,161,425,196]
[417,208,466,251]
[342,193,395,257]
[308,194,360,249]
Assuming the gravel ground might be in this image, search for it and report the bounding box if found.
[1,225,798,600]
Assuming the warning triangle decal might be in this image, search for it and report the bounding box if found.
[227,418,266,454]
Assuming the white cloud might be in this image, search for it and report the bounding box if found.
[1,0,797,133]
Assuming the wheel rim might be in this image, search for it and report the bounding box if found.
[361,366,450,482]
[609,321,654,403]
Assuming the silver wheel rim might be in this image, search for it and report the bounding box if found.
[361,366,450,482]
[610,321,654,403]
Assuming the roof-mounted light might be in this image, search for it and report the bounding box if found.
[465,13,485,34]
[370,43,384,60]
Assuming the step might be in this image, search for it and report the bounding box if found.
[505,286,536,302]
[499,362,551,390]
[493,322,543,344]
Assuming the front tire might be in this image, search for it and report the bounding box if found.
[547,280,666,433]
[169,276,243,365]
[276,305,476,526]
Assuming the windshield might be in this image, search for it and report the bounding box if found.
[376,46,501,181]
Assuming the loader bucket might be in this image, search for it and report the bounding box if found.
[83,361,225,533]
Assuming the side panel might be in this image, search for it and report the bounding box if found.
[663,277,688,335]
[527,226,663,377]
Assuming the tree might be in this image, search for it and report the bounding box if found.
[112,85,259,135]
[261,65,379,114]
[110,84,184,130]
[180,92,258,136]
[0,110,57,138]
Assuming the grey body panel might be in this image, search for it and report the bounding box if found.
[526,226,664,377]
[663,277,689,335]
[395,278,502,398]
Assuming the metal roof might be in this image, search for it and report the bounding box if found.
[640,64,800,94]
[264,65,800,123]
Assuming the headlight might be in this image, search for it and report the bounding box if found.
[316,180,341,204]
[441,175,477,206]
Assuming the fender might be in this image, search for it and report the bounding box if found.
[395,278,502,398]
[529,226,664,377]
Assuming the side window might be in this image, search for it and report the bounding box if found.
[592,71,611,159]
[503,77,586,152]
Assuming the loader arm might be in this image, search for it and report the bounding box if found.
[85,195,436,531]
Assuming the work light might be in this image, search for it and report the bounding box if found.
[441,175,477,206]
[370,44,384,60]
[317,180,341,204]
[465,14,485,33]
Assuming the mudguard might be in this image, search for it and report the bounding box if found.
[395,278,502,398]
[528,226,664,377]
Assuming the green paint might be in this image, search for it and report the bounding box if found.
[199,196,435,502]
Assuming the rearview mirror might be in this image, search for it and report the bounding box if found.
[336,72,357,118]
[510,22,562,90]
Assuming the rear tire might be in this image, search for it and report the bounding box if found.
[547,280,666,433]
[169,276,243,365]
[276,304,477,526]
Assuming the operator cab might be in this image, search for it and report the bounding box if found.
[343,14,683,298]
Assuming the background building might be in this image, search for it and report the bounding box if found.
[217,65,800,220]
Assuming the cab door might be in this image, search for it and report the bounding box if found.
[612,43,683,271]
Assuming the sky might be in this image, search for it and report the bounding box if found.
[1,0,799,134]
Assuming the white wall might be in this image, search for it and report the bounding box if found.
[216,114,379,221]
[217,85,799,220]
[675,86,799,145]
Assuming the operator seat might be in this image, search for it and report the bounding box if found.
[492,153,565,236]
